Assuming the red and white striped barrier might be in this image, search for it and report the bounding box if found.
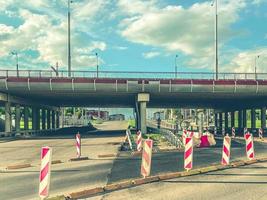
[184,136,193,171]
[259,128,263,139]
[136,130,142,151]
[244,127,248,136]
[232,127,235,138]
[221,135,231,165]
[141,139,153,178]
[76,133,81,158]
[39,146,52,199]
[245,132,255,160]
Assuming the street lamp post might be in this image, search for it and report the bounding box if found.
[255,55,260,80]
[11,51,19,77]
[175,54,178,78]
[211,0,218,80]
[95,52,99,78]
[67,0,73,77]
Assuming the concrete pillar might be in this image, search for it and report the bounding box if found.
[52,110,55,129]
[47,110,51,129]
[231,112,235,128]
[214,113,218,127]
[137,93,150,134]
[32,107,37,130]
[261,107,266,129]
[42,109,46,130]
[56,111,60,128]
[219,113,223,133]
[251,108,256,129]
[224,112,228,130]
[5,102,12,133]
[15,104,21,132]
[243,109,247,128]
[238,110,243,129]
[36,108,40,130]
[197,109,204,133]
[24,107,29,130]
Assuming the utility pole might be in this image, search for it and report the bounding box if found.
[11,51,19,77]
[68,0,73,77]
[212,0,218,80]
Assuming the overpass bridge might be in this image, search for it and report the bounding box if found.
[1,69,267,135]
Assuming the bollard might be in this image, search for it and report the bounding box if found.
[231,127,235,138]
[245,132,255,160]
[221,134,231,165]
[76,132,81,158]
[136,130,142,152]
[184,136,193,171]
[141,139,153,178]
[259,128,263,140]
[39,146,52,199]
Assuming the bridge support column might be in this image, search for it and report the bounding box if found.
[197,109,204,133]
[231,112,235,128]
[5,102,12,134]
[261,107,266,129]
[47,110,51,129]
[243,109,247,128]
[251,109,256,129]
[224,112,228,131]
[15,104,21,132]
[42,109,46,130]
[52,110,55,129]
[219,113,223,134]
[24,107,29,130]
[56,111,60,128]
[32,107,37,130]
[214,113,218,127]
[137,93,149,134]
[238,110,243,129]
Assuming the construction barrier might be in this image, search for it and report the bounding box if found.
[232,127,235,138]
[259,128,263,139]
[184,136,193,171]
[141,139,153,178]
[126,130,133,150]
[39,146,52,199]
[136,130,142,152]
[76,132,81,158]
[221,135,231,165]
[245,132,255,160]
[244,127,248,136]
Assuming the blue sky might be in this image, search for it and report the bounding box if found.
[0,0,267,74]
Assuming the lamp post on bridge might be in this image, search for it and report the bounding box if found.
[211,0,218,80]
[95,52,99,78]
[67,0,73,77]
[11,51,19,77]
[175,54,178,78]
[255,55,260,80]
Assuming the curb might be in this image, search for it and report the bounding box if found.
[53,157,267,199]
[98,154,117,158]
[69,157,89,162]
[6,163,31,170]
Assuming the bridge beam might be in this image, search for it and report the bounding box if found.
[261,107,266,129]
[137,93,150,134]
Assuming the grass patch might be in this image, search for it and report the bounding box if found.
[128,119,135,128]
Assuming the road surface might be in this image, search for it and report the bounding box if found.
[94,161,267,200]
[0,121,127,200]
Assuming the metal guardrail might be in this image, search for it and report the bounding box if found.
[0,69,266,80]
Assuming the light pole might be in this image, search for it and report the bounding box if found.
[255,55,260,80]
[211,0,218,80]
[11,51,19,77]
[175,54,178,78]
[95,52,99,78]
[67,0,73,77]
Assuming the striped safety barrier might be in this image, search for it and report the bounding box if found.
[232,127,235,138]
[184,136,193,171]
[259,128,263,140]
[244,127,248,136]
[39,146,52,199]
[136,130,142,152]
[245,132,255,160]
[221,135,231,165]
[141,139,153,178]
[76,133,81,158]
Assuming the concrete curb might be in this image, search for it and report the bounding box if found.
[52,160,63,165]
[6,163,31,170]
[98,154,117,158]
[56,157,267,199]
[69,157,89,162]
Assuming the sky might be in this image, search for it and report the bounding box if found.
[0,0,267,74]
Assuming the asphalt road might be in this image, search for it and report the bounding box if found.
[0,121,127,200]
[94,161,267,200]
[108,137,267,183]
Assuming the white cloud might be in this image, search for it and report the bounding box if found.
[142,51,160,59]
[117,0,158,15]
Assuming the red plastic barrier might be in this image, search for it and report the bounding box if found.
[199,135,210,147]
